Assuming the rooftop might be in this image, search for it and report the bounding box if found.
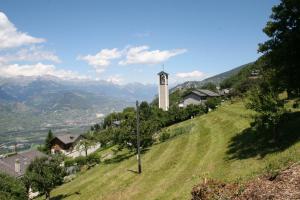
[54,134,82,145]
[157,71,169,76]
[0,150,46,177]
[188,89,220,97]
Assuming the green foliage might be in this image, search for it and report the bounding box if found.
[205,98,221,110]
[64,159,76,168]
[258,0,300,96]
[0,173,27,200]
[24,156,66,200]
[246,85,286,138]
[77,137,95,157]
[159,130,171,142]
[74,156,87,166]
[86,153,101,165]
[71,153,101,167]
[220,62,260,96]
[201,82,217,92]
[44,129,54,154]
[92,100,206,151]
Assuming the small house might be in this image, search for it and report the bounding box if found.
[0,150,47,199]
[50,134,83,156]
[0,150,46,178]
[50,134,101,158]
[179,89,220,108]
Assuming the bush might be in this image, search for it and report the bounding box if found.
[0,173,27,200]
[74,156,87,166]
[87,153,101,165]
[159,130,171,142]
[205,97,221,110]
[64,159,76,167]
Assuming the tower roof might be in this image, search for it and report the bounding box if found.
[157,71,168,76]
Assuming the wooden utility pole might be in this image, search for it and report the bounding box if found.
[136,100,142,174]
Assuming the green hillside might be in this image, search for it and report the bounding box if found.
[47,101,300,200]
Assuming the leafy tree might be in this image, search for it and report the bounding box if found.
[0,173,27,200]
[24,157,66,200]
[77,137,95,157]
[246,85,286,139]
[44,130,54,154]
[205,98,221,110]
[220,62,260,96]
[258,0,300,97]
[139,101,152,120]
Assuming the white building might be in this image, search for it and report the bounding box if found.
[179,89,220,108]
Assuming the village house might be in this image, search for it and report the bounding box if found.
[179,89,220,108]
[50,134,100,158]
[0,150,45,178]
[0,150,46,199]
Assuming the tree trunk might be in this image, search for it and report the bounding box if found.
[45,191,50,200]
[85,147,88,157]
[273,124,279,142]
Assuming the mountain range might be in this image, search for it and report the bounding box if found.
[0,76,157,148]
[171,63,251,92]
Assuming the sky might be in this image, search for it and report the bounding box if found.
[0,0,279,85]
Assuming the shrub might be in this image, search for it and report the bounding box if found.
[159,130,171,142]
[74,156,87,166]
[0,173,27,200]
[87,153,101,165]
[205,98,221,110]
[64,159,76,167]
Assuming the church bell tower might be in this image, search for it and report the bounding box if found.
[158,71,169,111]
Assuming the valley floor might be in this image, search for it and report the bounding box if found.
[46,102,300,200]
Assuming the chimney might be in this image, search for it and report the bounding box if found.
[15,159,20,174]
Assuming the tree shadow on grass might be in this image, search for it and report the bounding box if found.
[226,112,300,160]
[127,169,139,174]
[103,148,149,164]
[104,152,134,164]
[50,192,81,200]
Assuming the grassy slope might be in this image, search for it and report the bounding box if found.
[48,102,300,200]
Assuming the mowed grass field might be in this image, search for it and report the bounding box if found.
[47,102,300,200]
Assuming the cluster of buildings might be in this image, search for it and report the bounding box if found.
[158,70,229,110]
[0,134,99,177]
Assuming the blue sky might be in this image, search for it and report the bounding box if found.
[0,0,279,84]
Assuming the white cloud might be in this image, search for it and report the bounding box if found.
[78,48,122,73]
[0,46,60,63]
[176,70,206,79]
[0,63,86,79]
[0,12,45,49]
[119,45,187,65]
[106,75,123,85]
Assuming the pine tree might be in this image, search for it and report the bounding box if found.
[44,130,54,154]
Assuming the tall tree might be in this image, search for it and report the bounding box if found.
[44,130,54,154]
[24,157,65,200]
[246,83,285,139]
[259,0,300,96]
